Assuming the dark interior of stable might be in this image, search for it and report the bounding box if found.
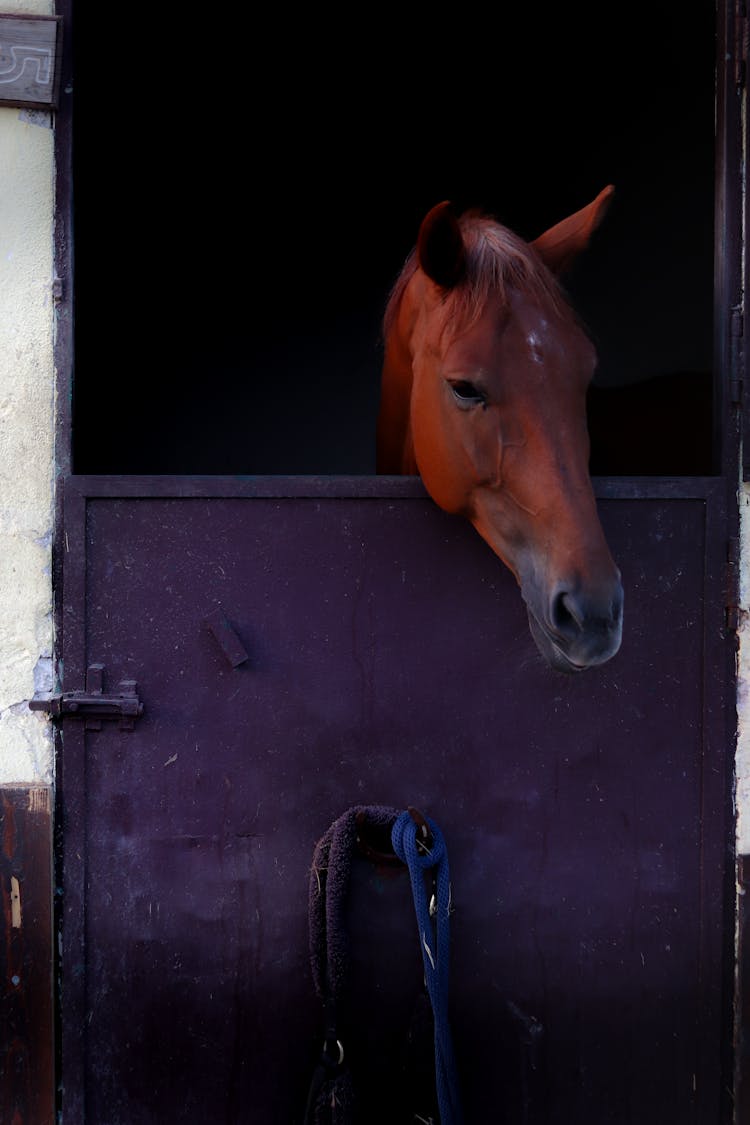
[71,4,716,476]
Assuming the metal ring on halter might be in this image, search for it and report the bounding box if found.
[407,805,434,853]
[323,1037,345,1067]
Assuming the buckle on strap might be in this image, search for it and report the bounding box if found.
[321,1036,345,1068]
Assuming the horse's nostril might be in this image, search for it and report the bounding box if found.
[550,583,624,641]
[551,590,584,636]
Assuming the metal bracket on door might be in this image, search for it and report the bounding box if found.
[30,663,143,730]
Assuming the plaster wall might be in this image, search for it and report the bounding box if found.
[0,0,56,784]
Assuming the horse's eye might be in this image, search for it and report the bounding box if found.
[449,380,486,407]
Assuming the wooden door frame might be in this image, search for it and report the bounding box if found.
[714,1,748,1117]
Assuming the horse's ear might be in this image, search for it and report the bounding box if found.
[417,201,467,289]
[531,185,615,275]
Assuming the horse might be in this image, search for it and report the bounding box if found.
[377,188,623,673]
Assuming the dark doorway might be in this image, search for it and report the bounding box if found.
[72,3,716,475]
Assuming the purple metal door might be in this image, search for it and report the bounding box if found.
[57,475,733,1124]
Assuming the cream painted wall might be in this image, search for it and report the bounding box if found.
[0,0,56,783]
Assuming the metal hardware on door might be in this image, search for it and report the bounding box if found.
[203,609,249,668]
[30,662,143,730]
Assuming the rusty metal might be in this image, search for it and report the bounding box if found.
[30,662,143,730]
[0,786,54,1124]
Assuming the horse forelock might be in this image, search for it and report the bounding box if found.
[458,214,565,322]
[383,213,569,345]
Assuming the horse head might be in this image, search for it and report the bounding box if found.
[378,187,623,673]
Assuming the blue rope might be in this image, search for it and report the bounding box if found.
[392,811,463,1125]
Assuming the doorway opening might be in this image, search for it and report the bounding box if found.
[71,4,716,476]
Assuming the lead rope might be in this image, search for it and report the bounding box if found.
[305,805,463,1124]
[391,811,464,1125]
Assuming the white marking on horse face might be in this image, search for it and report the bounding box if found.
[526,331,545,364]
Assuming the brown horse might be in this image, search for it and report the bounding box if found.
[377,188,623,672]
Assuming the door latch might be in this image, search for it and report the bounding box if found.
[30,663,143,730]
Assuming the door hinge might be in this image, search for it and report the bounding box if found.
[30,663,143,730]
[726,536,742,632]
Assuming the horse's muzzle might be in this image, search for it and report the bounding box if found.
[526,578,624,673]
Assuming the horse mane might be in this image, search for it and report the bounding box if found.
[383,210,567,341]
